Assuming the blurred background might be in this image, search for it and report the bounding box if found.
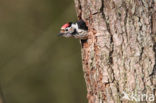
[0,0,87,103]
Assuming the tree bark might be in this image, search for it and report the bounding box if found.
[74,0,156,103]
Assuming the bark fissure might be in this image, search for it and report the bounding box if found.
[150,43,156,76]
[150,5,156,76]
[139,47,144,61]
[100,0,115,82]
[99,1,121,102]
[74,0,82,19]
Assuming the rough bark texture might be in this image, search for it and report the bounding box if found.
[74,0,156,103]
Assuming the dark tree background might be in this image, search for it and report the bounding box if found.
[0,0,87,103]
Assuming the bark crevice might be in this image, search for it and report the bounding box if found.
[149,1,156,76]
[100,0,115,82]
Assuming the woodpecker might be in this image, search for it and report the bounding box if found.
[58,20,88,39]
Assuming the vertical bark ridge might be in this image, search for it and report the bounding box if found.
[150,0,156,100]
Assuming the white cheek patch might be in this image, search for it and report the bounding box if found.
[71,24,78,31]
[71,23,84,33]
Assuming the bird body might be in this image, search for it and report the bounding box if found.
[58,20,88,40]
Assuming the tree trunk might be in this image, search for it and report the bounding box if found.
[74,0,156,103]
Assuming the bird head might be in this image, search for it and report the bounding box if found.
[58,22,76,38]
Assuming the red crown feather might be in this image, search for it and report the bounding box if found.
[61,23,70,29]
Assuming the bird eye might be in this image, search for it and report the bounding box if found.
[65,28,68,31]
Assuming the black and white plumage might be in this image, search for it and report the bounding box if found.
[58,20,88,39]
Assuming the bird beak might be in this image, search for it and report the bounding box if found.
[57,33,64,36]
